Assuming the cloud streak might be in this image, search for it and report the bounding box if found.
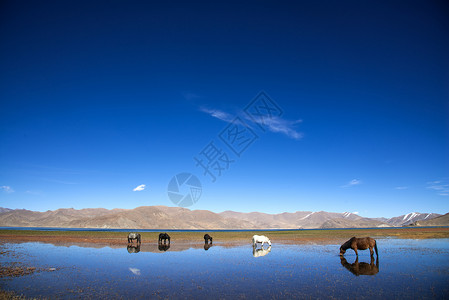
[199,107,234,123]
[199,107,303,140]
[341,179,361,188]
[426,180,449,196]
[133,184,146,192]
[0,186,14,193]
[253,116,303,140]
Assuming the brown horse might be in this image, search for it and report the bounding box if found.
[339,237,378,257]
[204,234,213,244]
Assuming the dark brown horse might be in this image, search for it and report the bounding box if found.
[204,234,213,244]
[340,237,378,257]
[340,256,379,276]
[158,233,170,244]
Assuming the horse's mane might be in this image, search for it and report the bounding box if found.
[341,237,356,250]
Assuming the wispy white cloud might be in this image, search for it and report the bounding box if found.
[129,267,141,275]
[0,186,14,193]
[199,107,234,123]
[395,186,408,190]
[426,180,449,196]
[133,184,146,192]
[199,107,303,140]
[252,116,303,140]
[341,179,361,188]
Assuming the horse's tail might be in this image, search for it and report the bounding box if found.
[374,240,378,257]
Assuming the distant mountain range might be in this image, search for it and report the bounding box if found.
[410,213,449,227]
[0,206,446,229]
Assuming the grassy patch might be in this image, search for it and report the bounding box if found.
[0,227,448,244]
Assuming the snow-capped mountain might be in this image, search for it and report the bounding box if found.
[387,212,441,227]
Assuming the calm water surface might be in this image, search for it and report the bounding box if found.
[1,239,448,299]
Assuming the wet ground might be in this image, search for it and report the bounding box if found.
[1,238,448,299]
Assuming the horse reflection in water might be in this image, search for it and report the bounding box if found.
[158,243,170,251]
[340,256,379,276]
[204,243,213,251]
[127,244,141,254]
[253,245,271,257]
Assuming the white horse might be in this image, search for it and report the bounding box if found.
[253,245,271,257]
[252,235,271,247]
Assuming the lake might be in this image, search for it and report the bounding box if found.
[1,238,448,299]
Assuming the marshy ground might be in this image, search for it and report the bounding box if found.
[1,227,448,245]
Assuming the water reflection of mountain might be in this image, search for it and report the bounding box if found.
[340,256,379,276]
[11,240,228,252]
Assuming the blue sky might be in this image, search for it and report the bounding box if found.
[1,1,448,218]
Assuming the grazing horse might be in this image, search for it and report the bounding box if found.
[253,245,271,257]
[158,233,170,244]
[252,235,271,247]
[204,234,213,244]
[128,232,141,244]
[340,237,378,257]
[127,244,141,254]
[340,256,379,276]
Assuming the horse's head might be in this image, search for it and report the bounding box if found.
[340,237,355,255]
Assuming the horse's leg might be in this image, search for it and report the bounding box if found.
[354,248,358,256]
[369,246,374,257]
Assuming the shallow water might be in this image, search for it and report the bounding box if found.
[1,239,448,299]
